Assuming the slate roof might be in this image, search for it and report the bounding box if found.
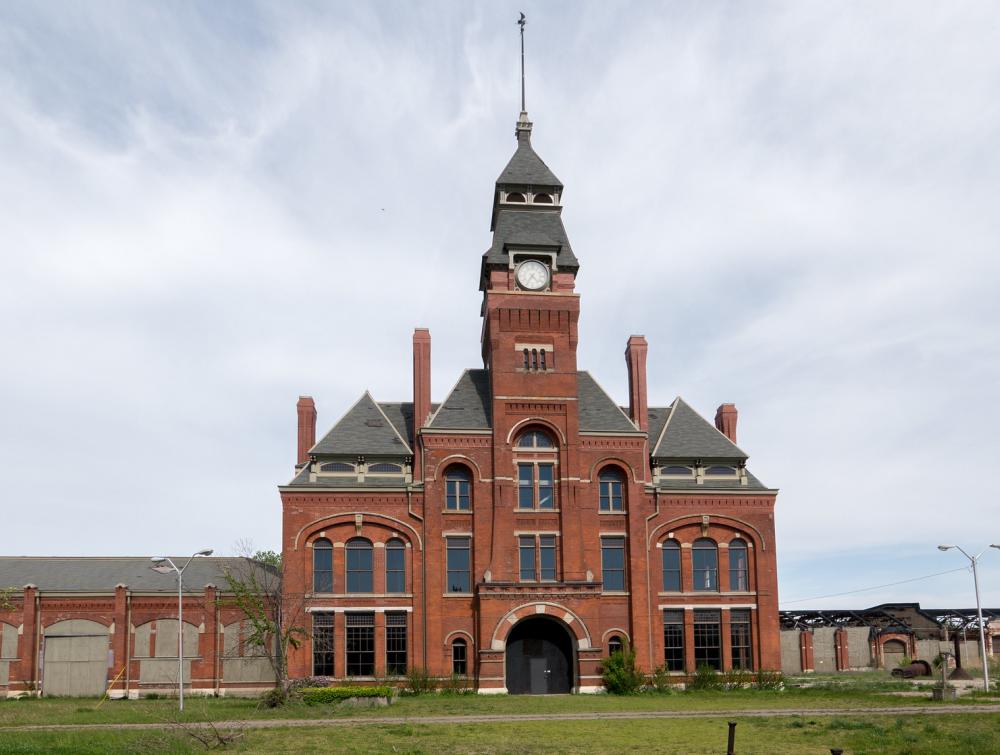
[311,392,412,456]
[578,372,640,433]
[484,210,579,272]
[647,406,672,447]
[652,398,749,461]
[427,370,492,430]
[657,470,768,491]
[0,557,270,593]
[496,130,562,188]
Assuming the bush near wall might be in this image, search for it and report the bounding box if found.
[301,686,394,704]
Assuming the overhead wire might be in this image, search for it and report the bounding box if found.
[779,566,968,606]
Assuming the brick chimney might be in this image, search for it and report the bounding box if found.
[296,396,316,466]
[413,328,432,432]
[715,403,738,443]
[624,335,648,432]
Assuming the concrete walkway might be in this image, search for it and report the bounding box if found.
[4,704,1000,732]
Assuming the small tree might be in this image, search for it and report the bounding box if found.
[601,644,645,694]
[221,544,305,692]
[0,587,15,612]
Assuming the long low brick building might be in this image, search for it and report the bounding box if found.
[0,557,276,698]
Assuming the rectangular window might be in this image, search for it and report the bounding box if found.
[446,475,471,510]
[539,535,557,581]
[662,544,681,592]
[730,609,753,670]
[312,613,334,676]
[517,464,534,509]
[601,536,626,592]
[452,641,467,675]
[346,613,375,676]
[385,613,408,676]
[599,478,623,512]
[537,464,554,509]
[519,536,536,580]
[386,545,405,593]
[693,610,721,670]
[446,536,471,593]
[663,609,685,672]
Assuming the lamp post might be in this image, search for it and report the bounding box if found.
[937,544,1000,692]
[151,549,213,711]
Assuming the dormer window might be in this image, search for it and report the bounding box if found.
[319,461,355,474]
[368,462,404,475]
[506,192,526,203]
[705,465,737,477]
[661,465,693,476]
[533,193,553,204]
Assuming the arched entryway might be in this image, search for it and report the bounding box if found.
[882,639,907,669]
[505,616,574,694]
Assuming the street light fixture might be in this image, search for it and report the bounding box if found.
[937,544,996,692]
[150,549,214,711]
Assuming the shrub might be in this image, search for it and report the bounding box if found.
[897,655,913,668]
[601,645,645,695]
[259,687,287,708]
[301,686,393,704]
[754,669,785,690]
[722,668,753,690]
[688,664,723,691]
[648,664,675,693]
[404,667,436,695]
[441,674,473,695]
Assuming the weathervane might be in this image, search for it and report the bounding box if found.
[517,12,526,113]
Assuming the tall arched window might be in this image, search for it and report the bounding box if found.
[692,538,719,592]
[386,538,406,593]
[608,635,624,656]
[598,468,625,512]
[445,466,472,511]
[313,538,333,593]
[662,539,681,591]
[729,539,749,591]
[516,430,555,449]
[346,538,373,593]
[452,638,468,675]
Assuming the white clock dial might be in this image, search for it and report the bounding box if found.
[516,260,550,291]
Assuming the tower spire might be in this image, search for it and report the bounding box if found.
[518,13,526,115]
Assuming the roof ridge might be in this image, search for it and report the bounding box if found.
[578,370,640,431]
[426,369,470,427]
[309,391,369,456]
[651,398,679,456]
[370,392,413,454]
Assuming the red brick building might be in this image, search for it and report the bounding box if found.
[280,111,781,693]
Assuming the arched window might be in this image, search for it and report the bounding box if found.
[386,539,406,593]
[313,538,333,593]
[452,638,468,675]
[729,539,749,591]
[516,430,555,449]
[598,468,625,512]
[662,539,681,591]
[608,635,624,655]
[531,349,538,370]
[506,192,526,202]
[346,538,373,593]
[692,538,719,592]
[533,193,553,204]
[523,348,530,370]
[705,465,736,476]
[540,349,547,370]
[445,466,472,511]
[369,462,403,474]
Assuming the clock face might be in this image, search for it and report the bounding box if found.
[515,260,550,291]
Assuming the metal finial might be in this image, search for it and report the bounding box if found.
[517,13,526,113]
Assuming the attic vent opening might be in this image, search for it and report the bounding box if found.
[533,193,553,204]
[506,192,526,203]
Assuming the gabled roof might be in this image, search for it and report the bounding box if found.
[647,406,672,447]
[578,372,640,433]
[652,397,748,460]
[0,557,270,593]
[485,210,579,271]
[427,370,492,430]
[497,131,562,188]
[311,392,412,456]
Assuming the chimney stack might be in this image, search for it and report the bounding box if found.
[715,403,738,444]
[296,396,316,466]
[625,335,649,432]
[413,328,432,431]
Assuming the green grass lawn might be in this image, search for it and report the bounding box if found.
[2,680,998,729]
[1,713,999,754]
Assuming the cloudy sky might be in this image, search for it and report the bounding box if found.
[2,1,998,610]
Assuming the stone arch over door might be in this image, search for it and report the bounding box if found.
[504,615,576,695]
[490,603,592,650]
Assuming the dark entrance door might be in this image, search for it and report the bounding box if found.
[506,616,573,694]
